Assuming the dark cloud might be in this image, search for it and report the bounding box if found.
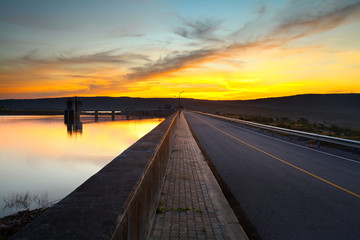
[255,3,267,15]
[78,78,129,92]
[3,1,359,84]
[65,75,105,79]
[17,49,150,65]
[174,17,223,42]
[127,0,360,80]
[271,1,360,40]
[232,0,360,43]
[127,48,218,80]
[258,5,267,14]
[126,17,226,80]
[57,50,150,64]
[107,30,146,38]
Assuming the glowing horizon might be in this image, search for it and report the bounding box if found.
[1,1,360,100]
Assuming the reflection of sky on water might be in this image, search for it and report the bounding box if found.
[0,115,163,217]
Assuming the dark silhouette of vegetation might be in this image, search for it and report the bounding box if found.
[222,113,360,141]
[2,192,50,211]
[0,192,53,240]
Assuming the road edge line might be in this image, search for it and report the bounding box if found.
[184,112,262,240]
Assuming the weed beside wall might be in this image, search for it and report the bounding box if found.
[2,192,50,210]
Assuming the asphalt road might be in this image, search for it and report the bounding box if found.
[184,111,360,240]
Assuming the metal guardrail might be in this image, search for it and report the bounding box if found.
[195,111,360,149]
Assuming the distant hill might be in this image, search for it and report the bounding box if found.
[0,94,359,129]
[182,94,360,129]
[0,97,175,111]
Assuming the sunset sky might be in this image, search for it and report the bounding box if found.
[1,0,360,100]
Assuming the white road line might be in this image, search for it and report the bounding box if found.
[189,112,360,164]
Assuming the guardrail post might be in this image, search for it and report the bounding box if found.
[317,140,320,149]
[112,110,115,121]
[289,135,292,142]
[95,110,99,122]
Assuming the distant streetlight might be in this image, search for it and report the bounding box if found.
[178,91,185,109]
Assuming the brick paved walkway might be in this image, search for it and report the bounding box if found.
[149,112,247,240]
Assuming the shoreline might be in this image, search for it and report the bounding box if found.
[0,109,63,115]
[0,208,49,239]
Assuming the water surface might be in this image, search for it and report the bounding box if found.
[0,115,163,217]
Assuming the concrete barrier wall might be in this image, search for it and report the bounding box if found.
[12,112,179,240]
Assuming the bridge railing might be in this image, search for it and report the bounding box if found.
[194,111,360,149]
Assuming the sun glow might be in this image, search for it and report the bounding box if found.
[0,1,359,100]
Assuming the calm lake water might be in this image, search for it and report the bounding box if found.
[0,115,163,217]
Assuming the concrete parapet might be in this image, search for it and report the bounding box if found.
[12,112,179,240]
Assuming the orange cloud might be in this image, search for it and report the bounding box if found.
[1,1,360,99]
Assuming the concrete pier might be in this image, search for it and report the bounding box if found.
[112,110,115,121]
[95,110,99,121]
[64,97,82,134]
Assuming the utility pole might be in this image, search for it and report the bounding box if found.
[178,91,184,109]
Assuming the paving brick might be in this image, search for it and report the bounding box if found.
[149,112,247,240]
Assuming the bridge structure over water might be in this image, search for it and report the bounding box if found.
[12,110,360,240]
[64,97,175,134]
